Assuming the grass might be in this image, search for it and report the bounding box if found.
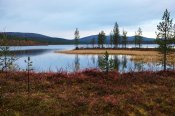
[131,53,175,65]
[58,48,175,65]
[0,70,175,115]
[58,49,160,56]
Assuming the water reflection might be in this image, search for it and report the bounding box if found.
[74,55,80,71]
[98,56,103,70]
[97,55,130,72]
[113,56,120,71]
[91,55,96,65]
[2,45,175,72]
[134,61,144,72]
[13,49,51,57]
[121,56,127,71]
[12,52,174,72]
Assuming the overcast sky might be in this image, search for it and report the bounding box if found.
[0,0,174,39]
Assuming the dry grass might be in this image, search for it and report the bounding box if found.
[58,49,175,64]
[131,53,175,64]
[58,49,159,56]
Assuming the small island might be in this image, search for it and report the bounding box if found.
[58,48,159,55]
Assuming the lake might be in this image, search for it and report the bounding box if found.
[1,44,170,72]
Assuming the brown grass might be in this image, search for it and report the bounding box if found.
[58,49,175,64]
[58,49,160,56]
[131,53,175,64]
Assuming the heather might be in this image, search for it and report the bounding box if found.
[0,69,175,115]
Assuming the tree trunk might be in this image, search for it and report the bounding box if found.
[28,65,30,93]
[164,50,167,71]
[164,29,167,71]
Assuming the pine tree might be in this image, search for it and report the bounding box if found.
[134,32,137,48]
[156,9,174,71]
[110,31,113,48]
[137,27,143,48]
[174,24,175,34]
[173,24,175,39]
[98,31,106,48]
[99,51,114,73]
[122,30,127,48]
[98,33,101,48]
[113,22,120,48]
[74,28,80,49]
[134,27,142,48]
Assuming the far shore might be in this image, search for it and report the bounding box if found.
[57,48,160,56]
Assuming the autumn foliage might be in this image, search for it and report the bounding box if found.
[0,69,175,115]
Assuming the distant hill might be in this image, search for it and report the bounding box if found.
[80,35,155,44]
[1,32,74,45]
[6,32,53,38]
[0,32,155,45]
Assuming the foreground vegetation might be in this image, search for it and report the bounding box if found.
[0,70,175,115]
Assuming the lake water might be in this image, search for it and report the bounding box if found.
[1,44,169,72]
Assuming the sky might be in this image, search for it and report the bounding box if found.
[0,0,175,39]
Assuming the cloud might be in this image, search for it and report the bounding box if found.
[0,0,175,38]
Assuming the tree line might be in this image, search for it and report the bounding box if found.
[74,23,144,49]
[74,9,175,71]
[97,25,143,48]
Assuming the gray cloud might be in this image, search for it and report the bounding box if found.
[0,0,174,38]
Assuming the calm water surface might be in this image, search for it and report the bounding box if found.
[5,44,168,72]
